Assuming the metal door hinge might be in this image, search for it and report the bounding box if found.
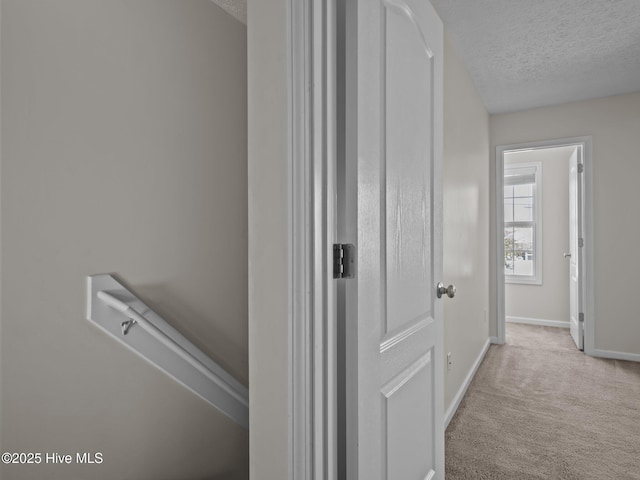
[578,238,584,248]
[579,312,584,323]
[578,163,584,174]
[333,244,356,279]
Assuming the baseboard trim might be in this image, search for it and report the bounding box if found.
[506,316,569,329]
[490,336,499,344]
[444,338,491,430]
[592,348,640,363]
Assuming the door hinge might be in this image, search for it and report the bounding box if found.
[333,244,356,279]
[578,163,584,174]
[579,312,584,323]
[578,238,584,248]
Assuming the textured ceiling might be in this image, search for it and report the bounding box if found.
[431,0,640,113]
[211,0,246,24]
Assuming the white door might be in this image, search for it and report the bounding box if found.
[343,0,445,478]
[568,147,584,349]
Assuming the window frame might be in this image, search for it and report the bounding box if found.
[503,160,543,285]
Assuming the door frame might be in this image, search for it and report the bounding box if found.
[494,137,594,355]
[289,0,338,478]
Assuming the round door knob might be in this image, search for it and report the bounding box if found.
[563,252,571,258]
[437,282,456,299]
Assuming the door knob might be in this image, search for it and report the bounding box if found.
[437,282,456,299]
[563,252,571,258]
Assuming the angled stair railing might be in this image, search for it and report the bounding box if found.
[86,274,248,429]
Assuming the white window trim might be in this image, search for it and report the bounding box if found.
[503,160,543,285]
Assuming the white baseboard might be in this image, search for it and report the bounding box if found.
[506,316,569,329]
[490,336,499,344]
[592,348,640,363]
[444,338,491,430]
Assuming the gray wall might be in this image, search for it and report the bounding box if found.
[1,1,248,478]
[505,146,573,323]
[490,92,640,356]
[442,35,491,412]
[247,0,289,479]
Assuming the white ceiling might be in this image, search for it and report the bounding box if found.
[430,0,640,114]
[211,0,246,24]
[215,0,640,114]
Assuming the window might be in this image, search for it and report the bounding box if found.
[504,161,542,284]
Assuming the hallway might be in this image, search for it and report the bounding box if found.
[446,324,640,479]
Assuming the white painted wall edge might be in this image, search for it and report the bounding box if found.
[506,316,569,329]
[490,336,499,344]
[592,349,640,363]
[444,338,491,429]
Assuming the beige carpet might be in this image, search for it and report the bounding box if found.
[445,323,640,479]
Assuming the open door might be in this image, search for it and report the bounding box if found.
[341,0,445,478]
[569,147,584,350]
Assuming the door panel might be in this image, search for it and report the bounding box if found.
[385,2,433,335]
[383,352,434,480]
[343,0,444,478]
[569,148,584,349]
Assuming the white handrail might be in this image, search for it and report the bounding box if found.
[97,291,248,407]
[86,274,249,429]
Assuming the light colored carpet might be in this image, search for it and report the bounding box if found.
[445,323,640,479]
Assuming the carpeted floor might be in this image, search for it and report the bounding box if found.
[445,323,640,479]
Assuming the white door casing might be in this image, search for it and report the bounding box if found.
[343,0,445,478]
[495,137,593,353]
[569,147,584,349]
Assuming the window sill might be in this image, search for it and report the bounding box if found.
[505,276,542,286]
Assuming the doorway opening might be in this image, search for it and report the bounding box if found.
[495,137,594,354]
